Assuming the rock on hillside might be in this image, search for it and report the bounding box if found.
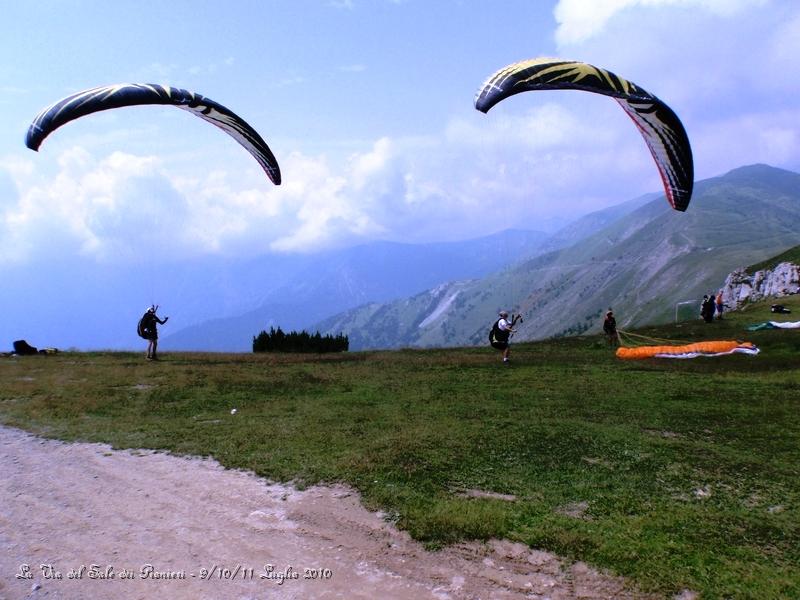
[720,262,800,310]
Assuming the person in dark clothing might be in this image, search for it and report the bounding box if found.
[700,295,715,323]
[700,295,708,320]
[140,306,169,360]
[603,310,620,347]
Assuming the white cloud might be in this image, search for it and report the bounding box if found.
[1,149,256,263]
[691,108,800,177]
[0,155,35,181]
[554,0,768,45]
[2,93,675,264]
[349,137,393,190]
[551,0,800,182]
[2,143,389,262]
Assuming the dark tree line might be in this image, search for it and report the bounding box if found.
[252,327,349,353]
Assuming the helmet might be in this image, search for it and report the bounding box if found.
[499,310,509,318]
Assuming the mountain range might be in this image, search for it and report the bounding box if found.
[3,229,554,351]
[159,192,655,351]
[160,230,551,351]
[315,165,800,350]
[6,164,795,353]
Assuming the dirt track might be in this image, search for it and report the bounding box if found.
[0,425,663,599]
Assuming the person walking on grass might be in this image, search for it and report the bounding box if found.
[489,310,516,364]
[138,305,169,361]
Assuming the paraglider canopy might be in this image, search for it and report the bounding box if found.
[475,58,693,211]
[616,340,759,359]
[26,83,281,185]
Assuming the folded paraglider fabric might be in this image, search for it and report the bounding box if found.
[616,340,759,360]
[747,321,800,331]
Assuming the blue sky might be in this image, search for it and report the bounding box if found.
[1,0,799,266]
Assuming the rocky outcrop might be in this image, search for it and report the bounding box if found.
[719,262,800,310]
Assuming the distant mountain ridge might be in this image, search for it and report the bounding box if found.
[160,229,550,351]
[7,166,782,352]
[316,164,800,350]
[161,196,656,351]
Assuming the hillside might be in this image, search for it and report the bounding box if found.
[317,164,800,349]
[745,244,800,275]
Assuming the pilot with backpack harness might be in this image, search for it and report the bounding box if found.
[489,310,520,364]
[138,305,169,361]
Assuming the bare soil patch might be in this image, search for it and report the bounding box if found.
[1,425,661,599]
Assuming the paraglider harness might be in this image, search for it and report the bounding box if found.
[137,306,158,340]
[489,314,522,350]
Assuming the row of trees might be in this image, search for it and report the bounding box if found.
[252,327,349,353]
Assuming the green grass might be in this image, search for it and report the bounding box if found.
[2,297,799,598]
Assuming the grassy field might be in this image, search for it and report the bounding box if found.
[2,297,799,598]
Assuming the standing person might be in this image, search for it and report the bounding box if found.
[138,306,169,360]
[700,295,714,323]
[708,294,717,322]
[716,291,724,319]
[603,310,620,347]
[489,310,516,364]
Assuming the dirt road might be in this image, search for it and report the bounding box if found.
[1,425,661,599]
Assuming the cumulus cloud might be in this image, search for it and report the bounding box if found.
[554,0,768,45]
[552,0,800,182]
[1,93,679,265]
[2,149,185,263]
[0,108,753,266]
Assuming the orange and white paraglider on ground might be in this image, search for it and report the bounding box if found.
[616,340,759,360]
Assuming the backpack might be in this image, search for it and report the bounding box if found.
[137,312,154,339]
[489,319,510,344]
